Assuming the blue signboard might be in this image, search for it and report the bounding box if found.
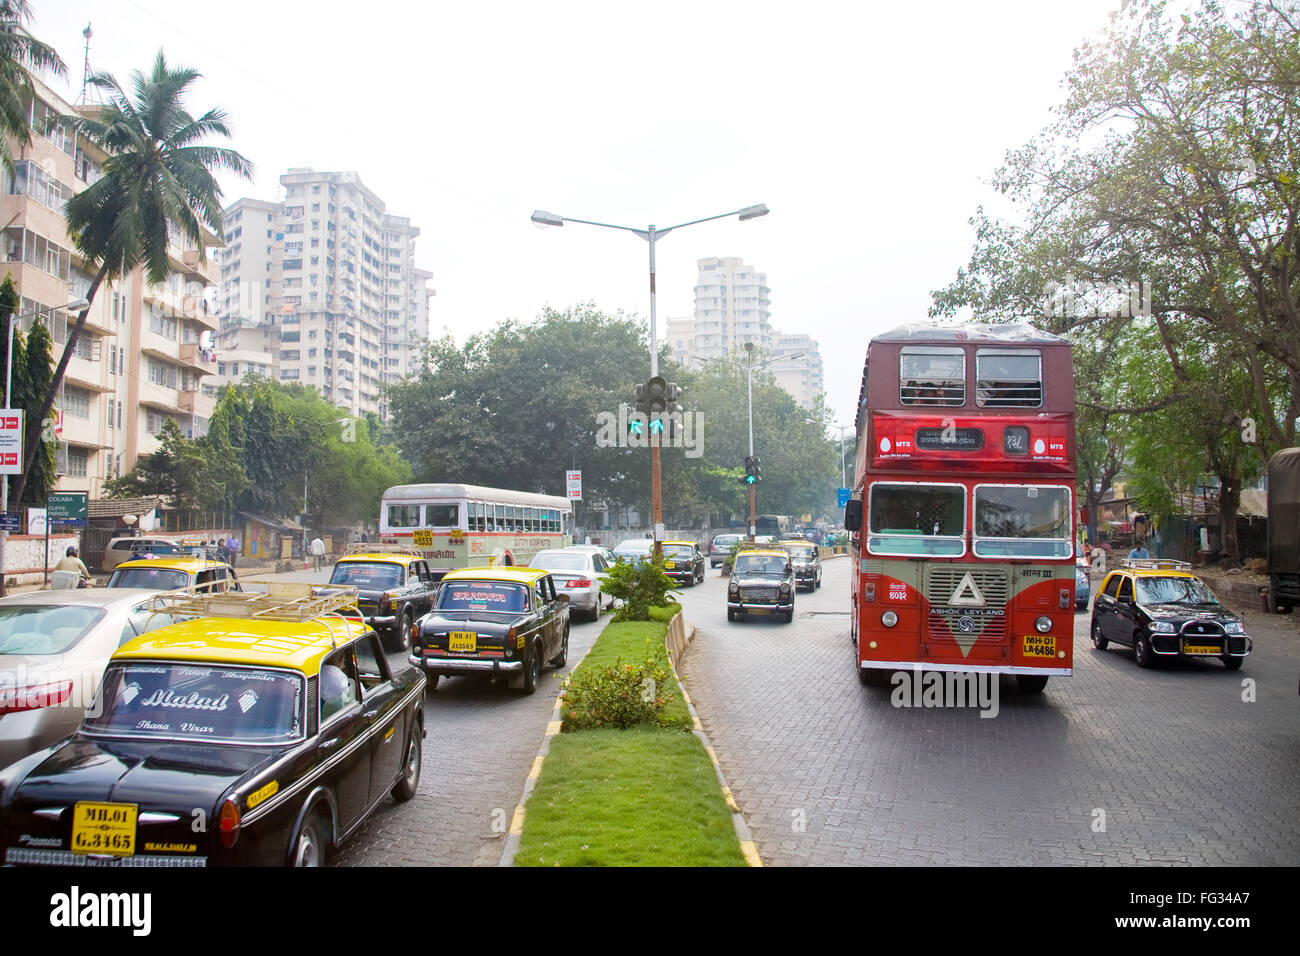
[836,487,851,508]
[0,512,19,532]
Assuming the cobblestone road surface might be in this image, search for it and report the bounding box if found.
[678,556,1300,866]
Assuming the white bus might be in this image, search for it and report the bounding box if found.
[378,483,574,577]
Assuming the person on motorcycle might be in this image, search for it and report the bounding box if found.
[55,546,93,587]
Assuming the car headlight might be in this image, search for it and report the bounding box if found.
[881,611,898,627]
[728,583,739,596]
[1148,621,1176,634]
[1035,616,1052,633]
[1224,621,1244,635]
[779,583,791,595]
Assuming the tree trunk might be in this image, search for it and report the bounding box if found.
[1217,475,1241,570]
[10,262,112,505]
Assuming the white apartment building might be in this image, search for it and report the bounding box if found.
[1,71,220,499]
[216,169,434,418]
[667,256,824,411]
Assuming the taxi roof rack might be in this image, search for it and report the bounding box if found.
[1120,558,1191,571]
[147,582,362,622]
[343,542,424,558]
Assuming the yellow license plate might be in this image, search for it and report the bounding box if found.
[748,607,769,615]
[664,561,676,569]
[1183,644,1220,655]
[72,801,137,857]
[412,530,434,547]
[448,631,476,653]
[1022,634,1056,658]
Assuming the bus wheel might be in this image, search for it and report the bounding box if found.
[858,666,889,687]
[1016,674,1049,693]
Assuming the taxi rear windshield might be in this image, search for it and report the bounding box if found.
[84,663,304,744]
[439,582,527,612]
[107,567,190,590]
[663,546,695,560]
[330,562,403,589]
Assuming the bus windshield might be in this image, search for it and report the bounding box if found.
[867,483,965,556]
[973,485,1072,558]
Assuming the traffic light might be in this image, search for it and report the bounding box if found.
[645,376,668,416]
[634,382,647,415]
[742,455,761,485]
[665,382,683,417]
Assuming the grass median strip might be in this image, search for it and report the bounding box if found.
[515,605,746,866]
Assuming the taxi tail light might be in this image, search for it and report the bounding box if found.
[1059,589,1070,609]
[565,578,591,589]
[0,679,72,714]
[219,797,241,849]
[381,590,400,612]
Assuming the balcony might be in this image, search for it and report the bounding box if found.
[179,343,217,375]
[138,378,180,412]
[139,327,180,363]
[178,388,215,418]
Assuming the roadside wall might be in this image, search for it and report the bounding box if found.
[2,534,80,586]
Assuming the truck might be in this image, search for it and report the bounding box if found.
[1266,447,1300,614]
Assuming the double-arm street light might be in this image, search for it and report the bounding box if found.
[531,204,769,549]
[696,344,804,538]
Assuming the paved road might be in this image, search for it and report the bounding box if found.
[678,556,1300,866]
[251,567,611,866]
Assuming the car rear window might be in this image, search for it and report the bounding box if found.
[84,663,304,744]
[438,582,527,612]
[663,546,695,560]
[107,567,190,590]
[531,552,588,571]
[330,562,403,588]
[0,605,107,655]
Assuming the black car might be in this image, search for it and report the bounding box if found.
[781,541,822,591]
[660,541,706,587]
[1090,562,1252,669]
[409,568,571,694]
[727,548,796,623]
[0,586,426,867]
[328,549,441,652]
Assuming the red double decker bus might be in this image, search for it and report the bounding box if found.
[845,323,1077,692]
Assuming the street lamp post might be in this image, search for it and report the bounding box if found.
[0,298,89,596]
[697,346,804,539]
[531,204,768,551]
[810,420,853,490]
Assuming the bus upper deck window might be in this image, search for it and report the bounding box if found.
[976,349,1042,407]
[900,347,964,406]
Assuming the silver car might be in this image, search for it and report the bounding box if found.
[0,589,179,771]
[528,549,614,621]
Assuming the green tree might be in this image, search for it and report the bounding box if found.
[18,315,52,505]
[11,50,252,504]
[0,1,66,177]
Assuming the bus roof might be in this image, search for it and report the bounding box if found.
[870,322,1067,345]
[382,483,572,508]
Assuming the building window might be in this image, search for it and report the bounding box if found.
[280,368,300,380]
[107,399,115,429]
[64,386,92,419]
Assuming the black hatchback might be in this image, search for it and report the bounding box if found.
[1090,562,1252,669]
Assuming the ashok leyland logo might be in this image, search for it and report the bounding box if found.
[594,404,704,458]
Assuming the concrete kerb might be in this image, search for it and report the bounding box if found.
[497,607,762,867]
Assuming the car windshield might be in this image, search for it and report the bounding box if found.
[530,552,589,571]
[735,555,789,575]
[1137,576,1220,606]
[438,582,528,612]
[0,605,107,655]
[712,536,741,550]
[84,663,304,744]
[330,562,403,588]
[663,546,695,560]
[107,567,190,590]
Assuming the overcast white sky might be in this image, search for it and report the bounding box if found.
[33,0,1125,424]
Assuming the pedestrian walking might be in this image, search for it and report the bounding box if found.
[310,535,326,570]
[226,534,238,567]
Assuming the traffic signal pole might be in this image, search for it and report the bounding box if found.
[648,226,662,558]
[747,359,756,539]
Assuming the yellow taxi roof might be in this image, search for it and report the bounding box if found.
[661,540,697,547]
[335,553,410,566]
[442,567,547,586]
[113,615,369,676]
[1112,568,1200,579]
[735,549,791,558]
[114,558,233,573]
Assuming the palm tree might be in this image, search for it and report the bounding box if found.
[10,49,253,504]
[0,0,66,176]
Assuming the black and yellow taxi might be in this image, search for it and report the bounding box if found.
[106,557,241,594]
[727,547,796,623]
[1090,559,1252,669]
[328,546,440,652]
[409,567,571,694]
[660,540,706,587]
[780,540,823,591]
[0,584,425,867]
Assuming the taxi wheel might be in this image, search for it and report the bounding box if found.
[392,726,422,801]
[551,627,569,667]
[784,608,794,624]
[683,574,695,588]
[424,673,440,692]
[1222,655,1243,671]
[292,815,326,867]
[727,608,737,622]
[522,643,541,694]
[386,611,412,654]
[1134,632,1154,668]
[1090,618,1108,650]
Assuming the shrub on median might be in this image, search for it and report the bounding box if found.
[560,649,675,730]
[602,554,678,621]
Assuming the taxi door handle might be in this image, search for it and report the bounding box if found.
[320,737,341,752]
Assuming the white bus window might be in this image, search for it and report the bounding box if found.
[427,504,458,528]
[388,504,419,528]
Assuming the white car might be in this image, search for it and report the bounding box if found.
[527,548,615,621]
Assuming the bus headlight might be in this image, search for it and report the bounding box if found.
[881,611,898,627]
[1035,616,1052,633]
